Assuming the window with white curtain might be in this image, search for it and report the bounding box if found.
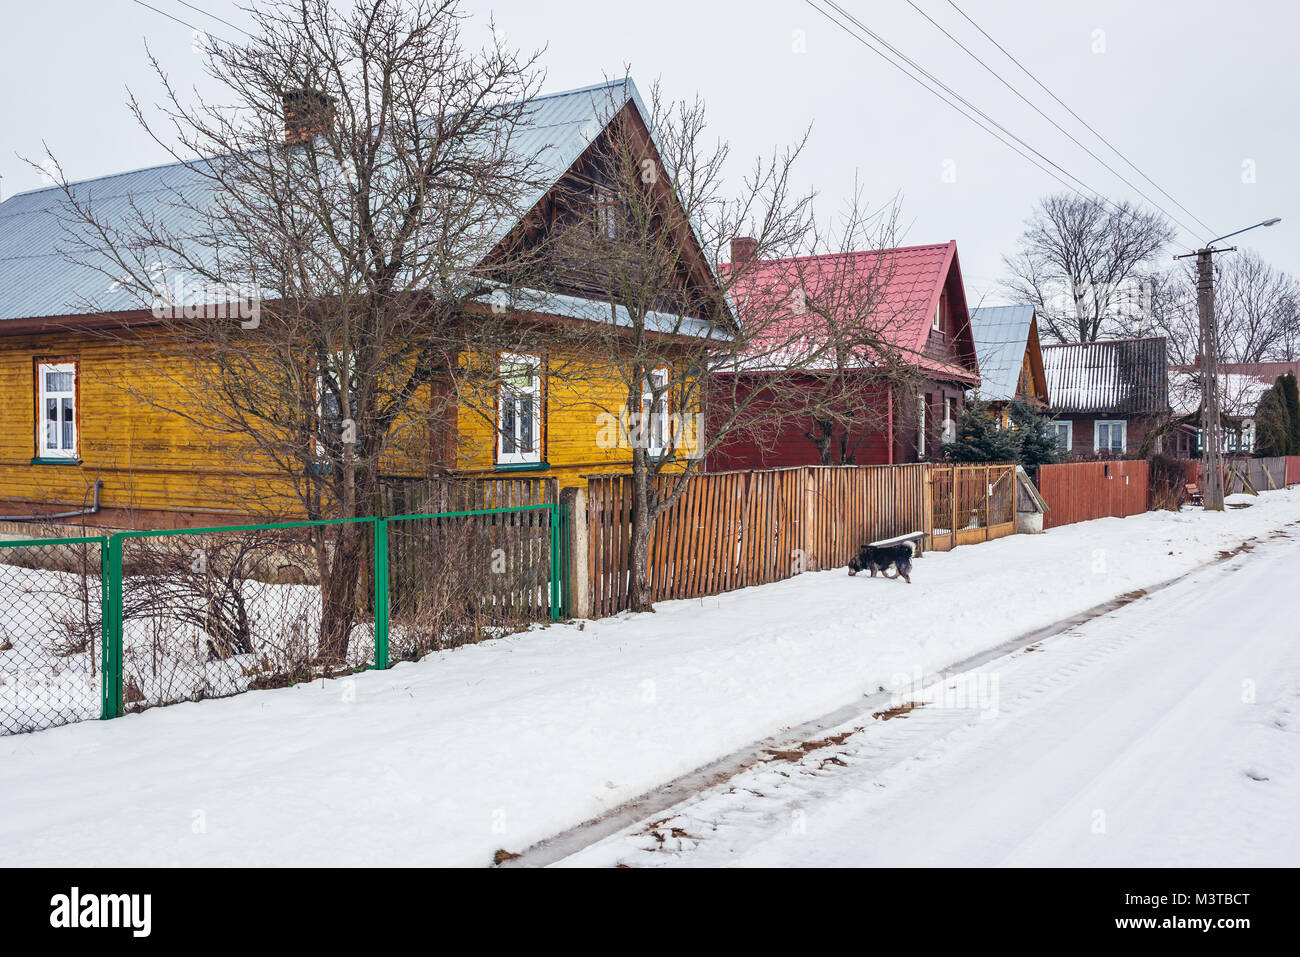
[498,353,541,464]
[1094,420,1126,454]
[37,361,78,459]
[642,367,670,457]
[1049,420,1073,454]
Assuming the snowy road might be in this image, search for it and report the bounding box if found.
[4,492,1299,867]
[559,527,1300,867]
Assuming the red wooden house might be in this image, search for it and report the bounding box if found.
[707,240,980,469]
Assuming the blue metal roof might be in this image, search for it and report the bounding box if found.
[0,79,651,323]
[970,305,1035,401]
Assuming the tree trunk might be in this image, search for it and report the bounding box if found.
[628,458,654,612]
[319,520,365,666]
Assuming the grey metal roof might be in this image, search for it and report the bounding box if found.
[1042,337,1169,414]
[0,79,651,323]
[473,285,725,341]
[970,304,1035,401]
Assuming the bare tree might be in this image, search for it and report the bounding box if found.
[754,194,926,466]
[538,83,921,610]
[1002,193,1175,343]
[43,0,548,662]
[1118,250,1300,364]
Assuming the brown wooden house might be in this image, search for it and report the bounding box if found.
[1041,337,1169,458]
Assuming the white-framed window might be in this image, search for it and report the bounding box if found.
[1094,420,1126,454]
[941,396,956,443]
[932,298,942,331]
[498,353,542,465]
[641,367,670,457]
[917,393,927,457]
[37,361,78,459]
[1049,420,1072,454]
[315,352,360,460]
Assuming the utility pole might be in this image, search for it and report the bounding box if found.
[1176,217,1281,511]
[1195,246,1227,509]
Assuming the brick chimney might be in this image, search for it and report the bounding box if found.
[282,89,335,145]
[730,236,758,266]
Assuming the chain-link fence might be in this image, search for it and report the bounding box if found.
[0,536,108,734]
[111,519,380,713]
[2,505,564,736]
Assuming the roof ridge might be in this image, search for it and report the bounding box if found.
[723,240,956,269]
[1041,335,1167,348]
[1,156,200,204]
[2,78,633,207]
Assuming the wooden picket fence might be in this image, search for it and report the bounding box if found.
[1037,460,1150,529]
[927,463,1018,550]
[1224,456,1287,495]
[377,474,557,515]
[1180,456,1294,497]
[585,463,1012,616]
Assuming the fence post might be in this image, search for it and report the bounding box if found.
[560,486,590,619]
[102,535,124,719]
[372,518,389,670]
[549,501,561,621]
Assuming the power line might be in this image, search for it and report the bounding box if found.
[127,0,245,44]
[903,0,1210,242]
[942,0,1217,239]
[801,2,1084,200]
[169,0,250,37]
[804,0,1195,253]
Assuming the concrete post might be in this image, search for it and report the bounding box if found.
[561,486,591,619]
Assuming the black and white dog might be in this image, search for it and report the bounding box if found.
[847,541,915,583]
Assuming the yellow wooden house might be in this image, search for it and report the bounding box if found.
[0,80,715,529]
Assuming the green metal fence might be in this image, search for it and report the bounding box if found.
[0,503,565,735]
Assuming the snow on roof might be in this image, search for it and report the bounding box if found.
[1042,337,1168,414]
[1168,369,1275,418]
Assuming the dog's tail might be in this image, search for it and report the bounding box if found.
[902,540,916,555]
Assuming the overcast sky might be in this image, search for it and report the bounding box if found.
[2,0,1294,305]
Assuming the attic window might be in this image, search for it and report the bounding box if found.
[593,187,618,240]
[932,298,942,332]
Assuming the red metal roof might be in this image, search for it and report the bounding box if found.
[723,241,978,384]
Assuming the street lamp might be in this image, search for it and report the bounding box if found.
[1175,217,1282,510]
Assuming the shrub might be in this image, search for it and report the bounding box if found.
[1148,452,1190,511]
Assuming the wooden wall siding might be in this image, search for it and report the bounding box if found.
[585,463,1008,615]
[454,350,699,489]
[1037,460,1150,529]
[2,331,698,524]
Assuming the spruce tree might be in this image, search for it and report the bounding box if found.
[1278,372,1300,455]
[945,401,1020,463]
[1007,399,1063,472]
[1254,385,1290,458]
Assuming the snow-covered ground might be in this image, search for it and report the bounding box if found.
[558,527,1300,867]
[2,490,1299,866]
